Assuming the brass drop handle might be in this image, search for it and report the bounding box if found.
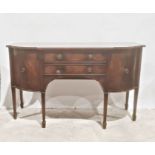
[88,54,93,60]
[56,69,62,74]
[56,53,63,60]
[87,67,92,73]
[124,68,129,74]
[21,67,26,73]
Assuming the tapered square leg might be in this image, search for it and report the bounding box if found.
[125,91,129,110]
[19,90,24,108]
[11,86,17,119]
[132,88,139,121]
[41,92,46,128]
[103,92,108,129]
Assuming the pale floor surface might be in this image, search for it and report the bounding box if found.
[0,107,155,142]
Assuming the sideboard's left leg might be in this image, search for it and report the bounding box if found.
[11,86,17,119]
[125,91,129,110]
[132,87,139,121]
[103,92,108,129]
[19,90,24,108]
[41,92,46,128]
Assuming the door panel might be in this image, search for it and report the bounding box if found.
[106,51,135,92]
[11,50,41,91]
[11,49,22,87]
[20,51,41,91]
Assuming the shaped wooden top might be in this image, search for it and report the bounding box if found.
[7,42,145,49]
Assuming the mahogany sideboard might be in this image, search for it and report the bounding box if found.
[7,42,145,129]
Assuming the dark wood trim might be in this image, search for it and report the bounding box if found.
[43,74,107,76]
[44,62,107,65]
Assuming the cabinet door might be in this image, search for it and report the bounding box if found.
[12,50,41,91]
[10,49,22,87]
[106,51,136,92]
[20,51,41,91]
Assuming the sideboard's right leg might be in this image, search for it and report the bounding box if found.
[125,91,129,110]
[11,86,17,119]
[132,87,139,121]
[103,92,108,129]
[41,92,46,128]
[19,90,24,108]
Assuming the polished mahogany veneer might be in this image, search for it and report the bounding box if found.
[7,42,145,129]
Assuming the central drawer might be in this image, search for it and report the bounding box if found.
[44,52,107,63]
[44,65,107,75]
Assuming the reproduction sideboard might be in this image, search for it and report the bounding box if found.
[7,42,145,129]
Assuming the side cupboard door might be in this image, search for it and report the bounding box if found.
[21,51,41,91]
[106,49,138,92]
[18,50,41,91]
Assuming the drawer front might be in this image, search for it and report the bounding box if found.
[44,65,107,75]
[44,53,107,63]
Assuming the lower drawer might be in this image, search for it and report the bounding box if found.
[44,65,107,75]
